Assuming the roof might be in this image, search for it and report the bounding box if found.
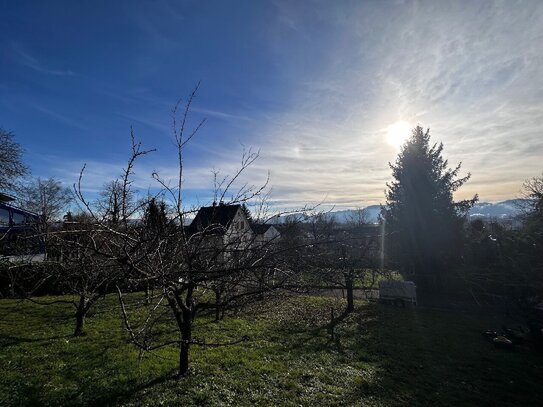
[251,224,275,235]
[0,202,41,232]
[189,204,241,235]
[0,192,15,202]
[0,202,40,219]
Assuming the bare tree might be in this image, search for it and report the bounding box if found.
[302,215,381,312]
[0,129,28,192]
[97,179,136,226]
[12,177,72,263]
[17,177,73,224]
[52,214,121,336]
[347,207,369,227]
[70,86,309,376]
[5,175,132,334]
[522,174,543,215]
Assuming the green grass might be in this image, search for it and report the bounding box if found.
[1,294,542,406]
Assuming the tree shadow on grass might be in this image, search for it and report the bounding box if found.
[0,333,71,347]
[0,302,178,406]
[340,303,543,407]
[262,299,543,406]
[276,303,466,405]
[88,371,177,407]
[7,365,179,407]
[7,334,180,407]
[6,295,543,406]
[270,301,358,353]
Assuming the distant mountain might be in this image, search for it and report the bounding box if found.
[468,199,527,219]
[268,206,382,224]
[321,205,382,223]
[269,200,529,225]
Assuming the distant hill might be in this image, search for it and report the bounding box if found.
[468,199,527,219]
[269,200,529,224]
[321,205,382,223]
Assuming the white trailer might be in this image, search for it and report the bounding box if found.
[378,280,417,306]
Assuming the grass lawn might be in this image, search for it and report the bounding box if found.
[0,293,542,406]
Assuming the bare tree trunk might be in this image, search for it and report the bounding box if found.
[329,307,335,341]
[346,273,354,312]
[74,295,93,336]
[258,273,265,301]
[74,311,85,336]
[179,311,192,376]
[144,281,151,305]
[9,281,16,298]
[215,289,221,322]
[74,296,87,336]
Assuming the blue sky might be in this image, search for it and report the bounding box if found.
[2,0,543,209]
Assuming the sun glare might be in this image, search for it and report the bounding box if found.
[386,121,411,148]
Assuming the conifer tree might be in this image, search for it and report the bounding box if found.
[240,203,253,225]
[384,126,477,295]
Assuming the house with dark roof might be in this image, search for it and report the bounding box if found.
[189,203,254,258]
[188,203,281,257]
[0,192,45,262]
[188,203,281,258]
[189,203,254,238]
[189,203,250,236]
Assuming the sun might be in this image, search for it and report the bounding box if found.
[386,121,411,148]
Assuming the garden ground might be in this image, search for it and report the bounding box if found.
[0,293,542,406]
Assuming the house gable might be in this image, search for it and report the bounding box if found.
[189,204,240,235]
[189,203,253,240]
[252,224,280,243]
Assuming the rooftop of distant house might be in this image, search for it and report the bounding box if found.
[189,202,241,235]
[251,224,276,234]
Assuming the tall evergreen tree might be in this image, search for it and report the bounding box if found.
[143,198,168,237]
[384,126,477,295]
[240,203,253,225]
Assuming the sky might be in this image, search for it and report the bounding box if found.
[1,0,543,210]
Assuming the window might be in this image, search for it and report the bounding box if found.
[12,212,26,225]
[0,208,10,226]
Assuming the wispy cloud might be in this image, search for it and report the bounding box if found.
[191,107,252,122]
[29,104,88,131]
[10,1,543,209]
[11,42,75,76]
[227,0,543,206]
